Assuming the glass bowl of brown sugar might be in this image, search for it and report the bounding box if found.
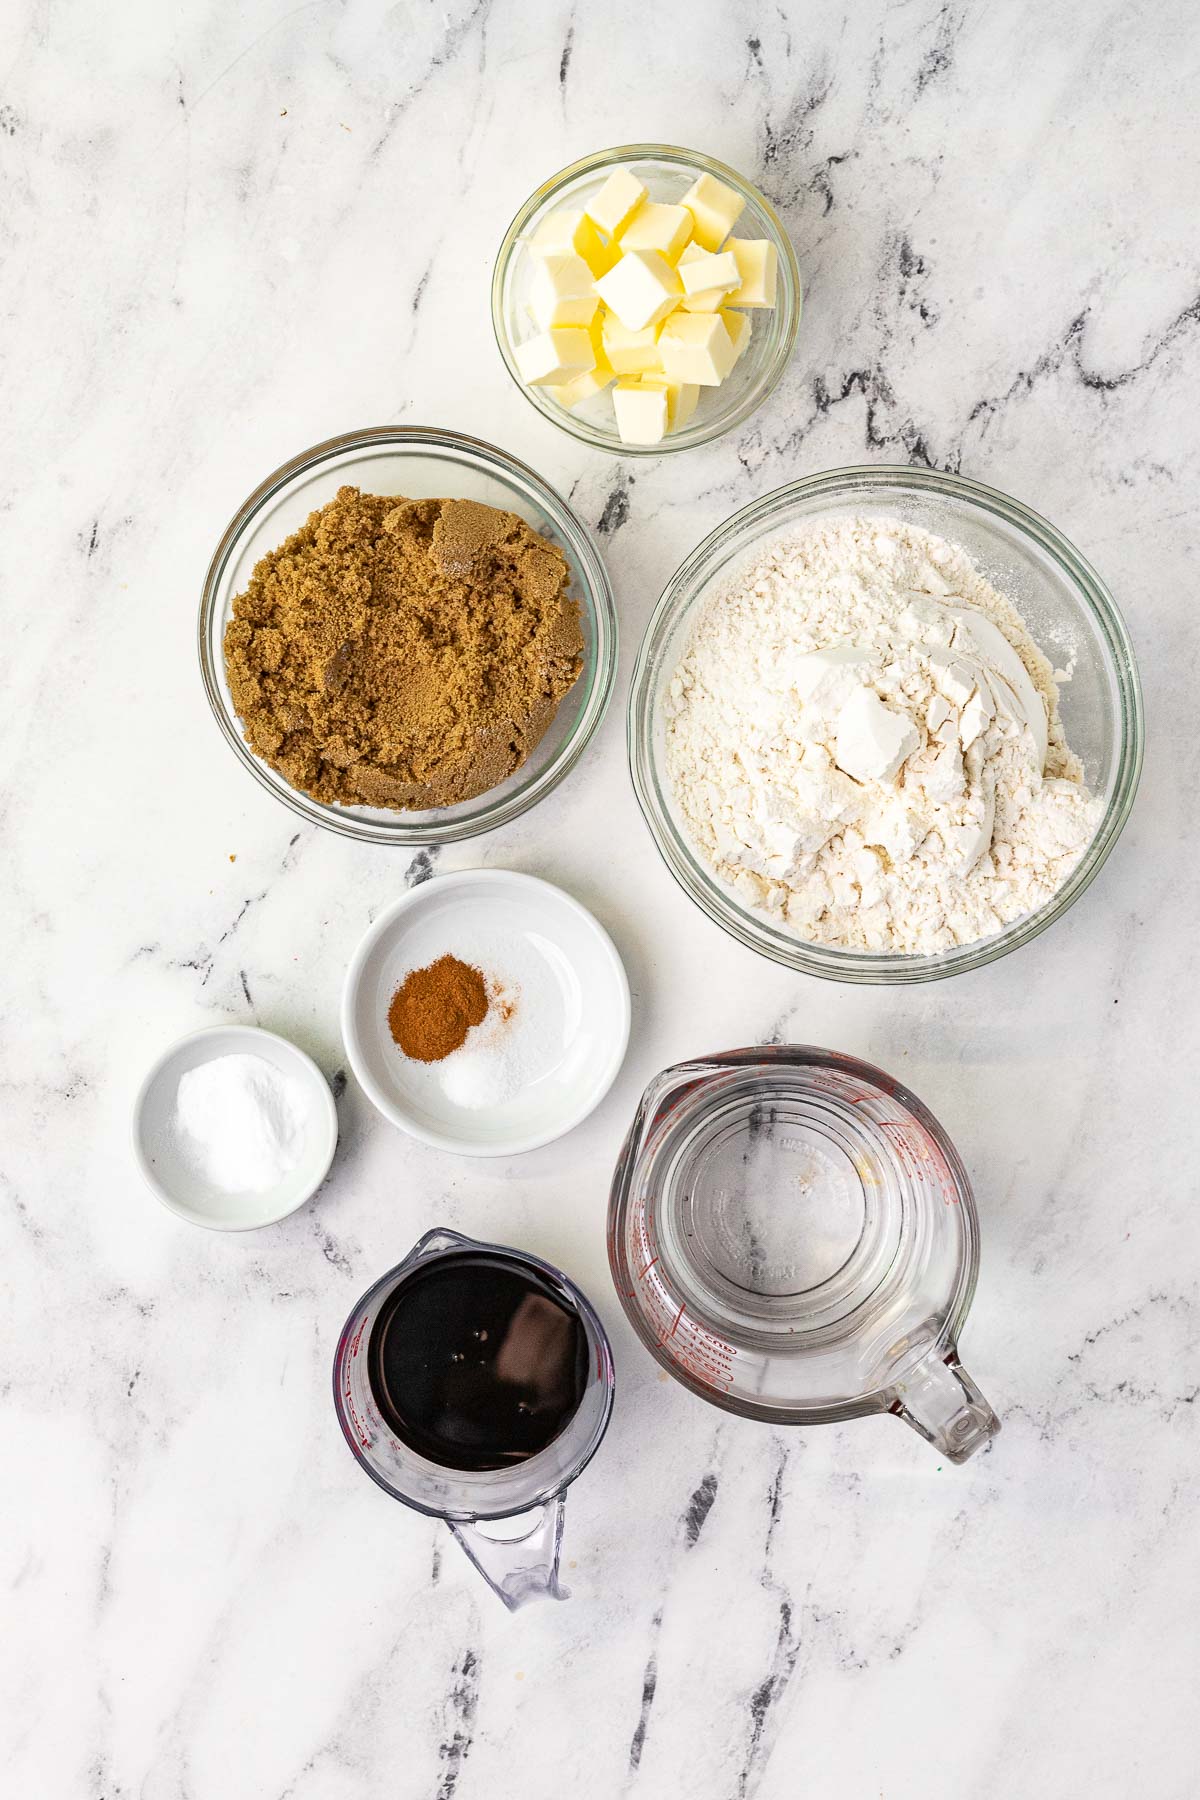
[199,427,618,845]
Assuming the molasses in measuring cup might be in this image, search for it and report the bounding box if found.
[608,1046,999,1462]
[333,1229,614,1609]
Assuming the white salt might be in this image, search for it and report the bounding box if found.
[171,1053,307,1193]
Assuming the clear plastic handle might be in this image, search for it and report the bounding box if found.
[447,1495,568,1611]
[891,1348,1000,1463]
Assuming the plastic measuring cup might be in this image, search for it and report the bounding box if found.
[333,1228,614,1609]
[608,1046,999,1462]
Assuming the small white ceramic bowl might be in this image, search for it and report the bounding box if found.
[342,870,631,1156]
[132,1025,339,1229]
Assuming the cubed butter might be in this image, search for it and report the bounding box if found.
[587,310,608,362]
[618,200,693,261]
[513,327,596,387]
[612,378,668,445]
[517,161,768,434]
[594,249,682,332]
[680,171,746,251]
[528,208,618,277]
[658,312,738,386]
[719,307,752,362]
[601,314,663,375]
[677,244,740,311]
[546,315,613,406]
[546,361,616,410]
[673,383,700,430]
[528,253,600,329]
[727,238,778,307]
[639,375,701,431]
[585,166,647,238]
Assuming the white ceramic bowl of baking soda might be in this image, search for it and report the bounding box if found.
[341,870,631,1155]
[132,1025,339,1229]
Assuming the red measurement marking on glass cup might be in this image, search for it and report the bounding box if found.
[812,1071,853,1099]
[878,1120,925,1177]
[646,1296,736,1388]
[674,1323,735,1391]
[650,1299,684,1346]
[629,1197,662,1296]
[631,1238,737,1393]
[877,1120,960,1202]
[929,1140,960,1204]
[637,1267,675,1330]
[344,1383,371,1449]
[632,1198,657,1257]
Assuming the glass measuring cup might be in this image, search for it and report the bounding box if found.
[608,1047,999,1462]
[333,1229,614,1609]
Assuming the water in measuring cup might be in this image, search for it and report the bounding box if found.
[366,1249,589,1472]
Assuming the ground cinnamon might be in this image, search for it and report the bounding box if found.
[388,955,489,1061]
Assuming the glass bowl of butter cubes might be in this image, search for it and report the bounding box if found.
[492,145,802,454]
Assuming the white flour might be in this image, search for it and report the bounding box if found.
[664,516,1102,954]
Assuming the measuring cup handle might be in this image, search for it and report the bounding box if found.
[890,1348,1000,1463]
[446,1495,568,1611]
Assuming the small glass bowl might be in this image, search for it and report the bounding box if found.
[199,427,617,845]
[628,465,1144,983]
[491,144,802,456]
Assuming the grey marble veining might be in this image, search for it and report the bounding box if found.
[2,1,1197,1795]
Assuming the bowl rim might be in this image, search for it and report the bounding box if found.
[199,425,618,845]
[628,462,1145,984]
[491,142,802,456]
[339,867,632,1156]
[131,1024,339,1230]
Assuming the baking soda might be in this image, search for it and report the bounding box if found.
[171,1053,307,1192]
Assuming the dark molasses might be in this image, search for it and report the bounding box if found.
[367,1251,588,1472]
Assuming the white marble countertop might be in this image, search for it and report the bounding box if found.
[4,1,1197,1794]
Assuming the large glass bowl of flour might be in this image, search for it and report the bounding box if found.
[628,467,1143,983]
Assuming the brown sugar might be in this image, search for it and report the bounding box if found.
[222,488,584,810]
[388,955,489,1062]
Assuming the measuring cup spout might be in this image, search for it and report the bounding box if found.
[889,1347,1000,1464]
[447,1495,568,1611]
